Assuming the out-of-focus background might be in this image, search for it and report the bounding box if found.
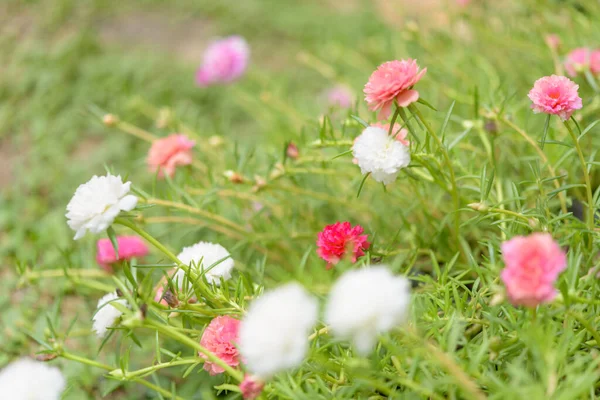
[2,0,600,398]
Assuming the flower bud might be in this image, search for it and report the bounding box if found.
[102,114,118,127]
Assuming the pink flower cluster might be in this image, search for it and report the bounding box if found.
[199,316,241,375]
[564,47,600,77]
[196,36,250,86]
[527,75,582,121]
[364,59,426,120]
[316,222,370,269]
[96,236,149,272]
[500,233,567,308]
[147,134,195,178]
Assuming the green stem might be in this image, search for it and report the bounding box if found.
[121,358,200,379]
[409,104,462,252]
[144,319,244,382]
[564,120,595,232]
[388,107,401,136]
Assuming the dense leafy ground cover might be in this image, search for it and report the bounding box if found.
[2,0,600,398]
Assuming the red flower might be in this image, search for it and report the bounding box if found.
[316,222,370,269]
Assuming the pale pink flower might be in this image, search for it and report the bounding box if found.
[317,222,370,269]
[364,59,427,120]
[199,316,241,375]
[325,85,354,109]
[147,134,195,178]
[240,375,264,400]
[500,233,567,308]
[564,48,600,77]
[96,236,149,272]
[372,122,410,146]
[456,0,471,6]
[196,36,249,86]
[527,75,582,121]
[544,34,561,51]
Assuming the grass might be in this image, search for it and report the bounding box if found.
[2,0,600,398]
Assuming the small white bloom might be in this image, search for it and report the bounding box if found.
[0,358,66,400]
[325,266,410,354]
[92,292,128,338]
[66,173,138,240]
[239,283,318,379]
[352,127,411,185]
[173,241,234,286]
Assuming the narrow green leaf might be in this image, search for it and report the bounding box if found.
[539,114,551,150]
[107,227,119,260]
[351,115,369,128]
[357,173,371,198]
[417,97,438,111]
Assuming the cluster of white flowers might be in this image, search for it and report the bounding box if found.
[325,266,411,354]
[174,241,234,286]
[239,283,318,379]
[0,358,66,400]
[352,126,411,184]
[66,173,137,240]
[92,292,128,338]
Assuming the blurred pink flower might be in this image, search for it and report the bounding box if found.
[199,316,241,375]
[96,236,149,272]
[372,122,410,146]
[196,36,250,86]
[564,48,600,77]
[364,59,427,120]
[326,85,354,109]
[240,375,264,400]
[317,222,370,269]
[527,75,582,121]
[456,0,471,6]
[147,134,195,178]
[154,287,169,307]
[501,233,567,308]
[544,34,561,51]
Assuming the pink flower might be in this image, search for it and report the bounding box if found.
[199,316,241,375]
[564,48,600,77]
[364,59,427,120]
[240,375,264,400]
[147,134,195,178]
[544,34,561,51]
[316,222,370,269]
[500,233,567,308]
[527,75,582,121]
[456,0,471,6]
[96,236,149,272]
[325,85,354,109]
[372,122,410,146]
[196,36,249,86]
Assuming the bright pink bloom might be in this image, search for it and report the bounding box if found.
[196,36,249,86]
[199,316,241,375]
[147,134,195,178]
[564,48,600,77]
[96,236,149,272]
[500,233,567,308]
[240,375,264,400]
[316,222,370,269]
[364,59,427,120]
[326,85,354,109]
[527,75,582,121]
[372,122,410,146]
[544,34,561,51]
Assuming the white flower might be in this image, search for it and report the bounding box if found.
[352,127,411,185]
[92,292,128,338]
[239,283,318,379]
[66,174,138,240]
[0,358,66,400]
[325,266,410,354]
[173,241,234,286]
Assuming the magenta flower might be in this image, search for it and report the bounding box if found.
[564,47,600,77]
[147,134,195,178]
[199,316,241,375]
[196,36,249,86]
[527,75,582,121]
[500,233,567,308]
[364,59,427,120]
[96,236,149,272]
[317,222,370,269]
[325,85,354,109]
[240,375,264,400]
